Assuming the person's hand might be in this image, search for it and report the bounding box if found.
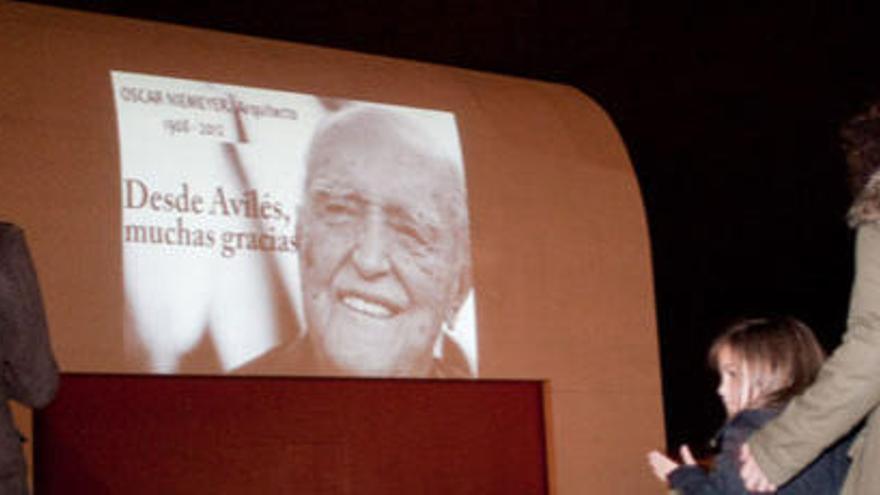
[739,443,777,492]
[647,445,696,482]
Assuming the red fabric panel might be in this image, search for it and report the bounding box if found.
[34,374,547,494]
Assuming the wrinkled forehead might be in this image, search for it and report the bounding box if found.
[304,106,466,217]
[306,107,462,181]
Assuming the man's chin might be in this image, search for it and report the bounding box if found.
[317,346,428,377]
[307,312,439,376]
[324,355,401,376]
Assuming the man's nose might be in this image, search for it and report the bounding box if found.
[352,210,392,278]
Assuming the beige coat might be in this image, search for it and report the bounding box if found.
[747,220,880,494]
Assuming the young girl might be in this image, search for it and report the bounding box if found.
[647,317,851,493]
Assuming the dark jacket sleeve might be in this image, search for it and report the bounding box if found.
[668,411,770,495]
[0,222,59,408]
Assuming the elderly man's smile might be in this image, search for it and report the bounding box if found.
[338,290,403,319]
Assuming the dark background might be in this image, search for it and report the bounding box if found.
[21,0,880,451]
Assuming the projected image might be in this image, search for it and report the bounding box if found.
[113,71,476,378]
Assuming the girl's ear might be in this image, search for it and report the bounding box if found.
[737,362,752,412]
[740,361,772,410]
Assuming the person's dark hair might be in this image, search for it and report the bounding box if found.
[841,102,880,226]
[841,102,880,199]
[708,317,825,410]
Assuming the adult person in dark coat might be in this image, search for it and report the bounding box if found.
[0,222,59,494]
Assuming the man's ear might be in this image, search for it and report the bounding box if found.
[444,264,472,330]
[294,204,305,250]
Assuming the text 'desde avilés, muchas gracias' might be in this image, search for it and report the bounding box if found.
[123,177,297,259]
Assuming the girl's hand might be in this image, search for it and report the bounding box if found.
[647,444,696,483]
[679,444,697,465]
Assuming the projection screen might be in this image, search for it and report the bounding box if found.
[115,71,478,378]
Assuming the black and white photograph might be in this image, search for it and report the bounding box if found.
[114,71,478,377]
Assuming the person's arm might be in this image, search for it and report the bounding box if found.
[745,221,880,486]
[0,223,59,408]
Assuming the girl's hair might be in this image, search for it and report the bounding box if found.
[708,317,825,411]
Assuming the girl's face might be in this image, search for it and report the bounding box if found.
[716,345,745,416]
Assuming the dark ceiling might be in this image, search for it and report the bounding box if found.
[21,0,880,449]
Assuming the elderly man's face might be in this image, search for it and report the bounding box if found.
[298,135,464,376]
